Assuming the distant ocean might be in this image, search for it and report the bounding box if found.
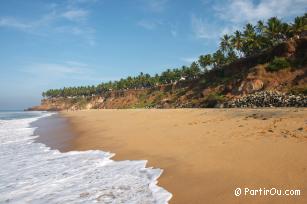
[0,111,171,203]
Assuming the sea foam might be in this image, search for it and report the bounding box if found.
[0,112,172,203]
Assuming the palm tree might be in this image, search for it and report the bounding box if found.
[42,14,304,99]
[256,20,265,34]
[220,34,232,53]
[264,17,284,45]
[231,30,244,57]
[281,22,292,40]
[291,16,307,38]
[198,54,212,71]
[242,23,259,56]
[212,50,226,68]
[189,62,201,79]
[225,50,238,64]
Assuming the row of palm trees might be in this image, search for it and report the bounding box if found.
[198,14,306,70]
[43,14,306,98]
[43,63,202,98]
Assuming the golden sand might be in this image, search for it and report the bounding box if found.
[61,109,307,204]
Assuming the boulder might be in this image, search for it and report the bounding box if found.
[245,79,264,93]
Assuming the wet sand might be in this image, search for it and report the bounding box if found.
[41,109,307,203]
[33,113,74,151]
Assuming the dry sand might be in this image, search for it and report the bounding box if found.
[60,108,307,204]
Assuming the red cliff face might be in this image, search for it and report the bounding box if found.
[28,38,307,110]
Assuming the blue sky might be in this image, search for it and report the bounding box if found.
[0,0,306,110]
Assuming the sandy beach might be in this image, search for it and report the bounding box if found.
[50,109,307,204]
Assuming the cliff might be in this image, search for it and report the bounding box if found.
[29,38,307,111]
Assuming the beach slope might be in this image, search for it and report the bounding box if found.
[61,109,307,204]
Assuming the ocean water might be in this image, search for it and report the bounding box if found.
[0,111,171,204]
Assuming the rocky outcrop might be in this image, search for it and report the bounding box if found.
[27,96,105,111]
[239,79,264,94]
[225,91,307,108]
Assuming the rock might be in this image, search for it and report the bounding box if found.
[245,79,264,93]
[202,88,213,97]
[238,81,245,93]
[225,91,307,108]
[214,103,224,108]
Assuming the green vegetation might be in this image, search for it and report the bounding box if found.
[43,14,307,98]
[289,85,307,95]
[267,57,290,71]
[152,91,167,103]
[204,93,225,108]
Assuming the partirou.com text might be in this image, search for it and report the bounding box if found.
[234,187,301,197]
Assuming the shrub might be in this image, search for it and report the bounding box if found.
[266,57,290,72]
[153,91,165,103]
[289,85,307,95]
[77,98,89,108]
[205,93,225,108]
[199,78,207,85]
[291,57,307,68]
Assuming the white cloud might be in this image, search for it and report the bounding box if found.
[180,57,198,64]
[67,0,98,5]
[24,62,87,76]
[55,25,94,35]
[0,1,96,45]
[137,20,155,30]
[22,61,115,83]
[137,19,162,30]
[0,9,60,31]
[140,0,169,12]
[214,0,307,24]
[169,22,178,37]
[52,25,96,46]
[62,9,88,21]
[192,0,307,40]
[0,17,32,30]
[65,60,88,67]
[191,15,220,39]
[137,19,178,37]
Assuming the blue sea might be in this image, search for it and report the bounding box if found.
[0,111,171,203]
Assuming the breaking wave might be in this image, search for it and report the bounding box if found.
[0,112,171,203]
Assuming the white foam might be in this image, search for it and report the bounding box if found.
[0,113,172,204]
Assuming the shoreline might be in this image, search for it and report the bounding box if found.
[36,108,307,203]
[1,112,171,203]
[32,113,74,152]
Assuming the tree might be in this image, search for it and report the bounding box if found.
[225,50,238,64]
[256,20,265,34]
[281,22,291,40]
[220,34,232,54]
[264,17,284,45]
[231,30,244,57]
[42,14,305,99]
[198,54,212,71]
[212,50,226,68]
[291,15,307,38]
[242,23,259,56]
[189,62,201,79]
